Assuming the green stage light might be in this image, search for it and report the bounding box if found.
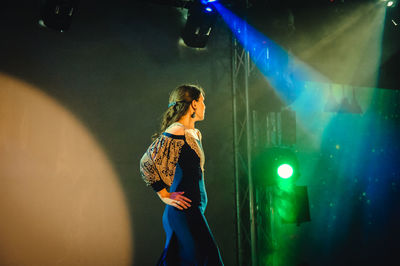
[253,147,299,186]
[277,164,294,179]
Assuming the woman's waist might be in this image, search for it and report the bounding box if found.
[171,186,206,200]
[165,202,207,215]
[181,194,207,207]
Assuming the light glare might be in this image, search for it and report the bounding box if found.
[277,164,294,179]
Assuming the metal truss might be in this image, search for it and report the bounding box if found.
[231,3,282,265]
[231,13,257,266]
[232,34,283,266]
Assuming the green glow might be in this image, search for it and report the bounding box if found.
[277,164,294,179]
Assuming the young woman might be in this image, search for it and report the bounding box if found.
[140,84,224,265]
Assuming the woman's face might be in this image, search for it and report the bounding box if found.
[195,93,206,121]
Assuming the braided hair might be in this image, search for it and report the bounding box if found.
[152,84,204,140]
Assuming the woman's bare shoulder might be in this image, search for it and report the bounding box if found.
[165,124,185,135]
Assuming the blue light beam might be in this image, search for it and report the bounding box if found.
[201,0,218,4]
[214,3,329,105]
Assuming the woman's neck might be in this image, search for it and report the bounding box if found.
[177,114,195,129]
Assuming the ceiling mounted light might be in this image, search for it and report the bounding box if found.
[181,1,219,48]
[39,0,80,32]
[324,85,339,112]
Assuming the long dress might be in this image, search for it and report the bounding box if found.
[140,126,224,266]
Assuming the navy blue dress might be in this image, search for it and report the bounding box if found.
[155,133,224,266]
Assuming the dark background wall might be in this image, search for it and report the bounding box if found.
[0,1,235,265]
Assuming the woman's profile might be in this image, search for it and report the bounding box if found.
[140,84,224,265]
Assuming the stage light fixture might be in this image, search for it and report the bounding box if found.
[253,147,310,224]
[39,0,80,32]
[336,85,363,114]
[349,87,362,114]
[253,147,299,186]
[337,96,352,113]
[324,85,339,112]
[277,164,294,179]
[383,0,398,7]
[181,1,218,48]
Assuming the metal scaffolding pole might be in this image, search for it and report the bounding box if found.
[232,1,257,264]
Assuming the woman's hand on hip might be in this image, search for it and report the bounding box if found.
[157,189,192,210]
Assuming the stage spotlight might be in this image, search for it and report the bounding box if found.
[277,164,294,179]
[383,0,398,7]
[253,147,310,224]
[39,0,80,32]
[181,1,218,48]
[324,85,362,113]
[349,88,362,114]
[324,85,339,112]
[337,96,352,113]
[336,86,363,114]
[253,147,299,186]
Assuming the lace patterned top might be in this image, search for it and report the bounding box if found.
[140,122,205,191]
